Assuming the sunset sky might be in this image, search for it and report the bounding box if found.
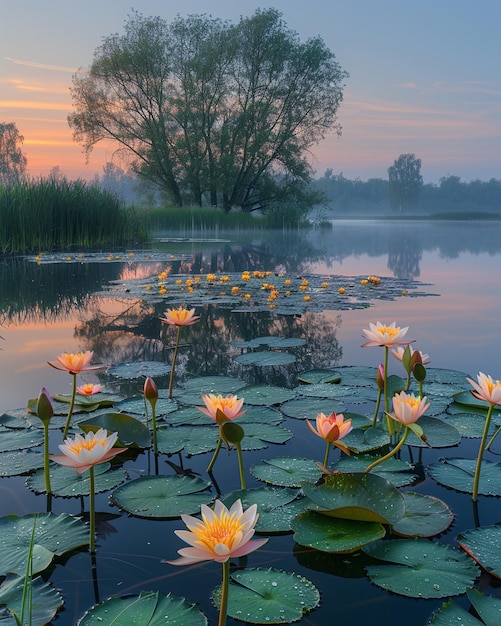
[2,0,500,184]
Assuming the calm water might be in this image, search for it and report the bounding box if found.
[0,220,500,625]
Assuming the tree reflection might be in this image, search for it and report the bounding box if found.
[387,231,422,279]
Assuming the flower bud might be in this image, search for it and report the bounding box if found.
[144,377,158,407]
[36,387,53,424]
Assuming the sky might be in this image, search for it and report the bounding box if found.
[1,0,500,184]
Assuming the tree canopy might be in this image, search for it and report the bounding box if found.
[68,9,348,211]
[388,153,423,212]
[0,122,28,186]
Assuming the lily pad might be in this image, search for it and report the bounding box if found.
[250,457,323,487]
[279,398,348,420]
[430,589,501,626]
[442,412,498,438]
[182,375,247,394]
[110,475,213,518]
[292,510,386,553]
[392,492,454,537]
[78,412,151,448]
[406,415,461,448]
[115,396,178,418]
[363,538,480,598]
[333,454,416,487]
[0,512,89,576]
[232,337,306,349]
[212,568,319,624]
[342,426,391,454]
[234,351,296,366]
[0,448,44,476]
[428,458,501,496]
[297,369,341,384]
[238,385,296,406]
[26,462,128,497]
[0,574,63,626]
[457,524,501,579]
[0,426,43,452]
[156,425,219,455]
[107,361,171,380]
[78,590,207,625]
[301,472,405,525]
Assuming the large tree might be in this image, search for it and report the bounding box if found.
[388,153,423,212]
[68,9,348,211]
[0,122,28,186]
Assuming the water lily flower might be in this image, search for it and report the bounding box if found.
[306,411,352,466]
[50,429,127,474]
[168,499,268,566]
[48,351,101,374]
[391,345,430,366]
[390,391,430,425]
[467,372,501,405]
[198,394,246,423]
[160,306,200,327]
[76,383,104,396]
[362,321,413,348]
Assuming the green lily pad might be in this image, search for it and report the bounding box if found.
[428,458,501,496]
[332,454,416,487]
[115,396,178,417]
[279,398,348,420]
[430,589,501,626]
[157,425,219,455]
[234,352,296,366]
[238,385,296,406]
[78,590,207,625]
[238,406,284,426]
[26,462,128,497]
[406,415,461,448]
[453,390,496,411]
[292,510,385,553]
[457,524,501,579]
[110,475,213,518]
[163,406,213,426]
[250,457,323,487]
[0,513,89,576]
[107,361,171,380]
[297,369,341,384]
[212,568,319,624]
[0,574,63,626]
[294,383,354,400]
[241,422,293,445]
[220,487,303,533]
[0,410,31,429]
[342,426,390,454]
[363,538,480,598]
[0,426,43,452]
[301,473,405,525]
[0,448,44,476]
[78,412,151,448]
[392,492,454,537]
[182,375,247,394]
[442,412,498,438]
[232,337,306,349]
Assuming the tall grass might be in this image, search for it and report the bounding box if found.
[0,178,146,253]
[142,205,261,233]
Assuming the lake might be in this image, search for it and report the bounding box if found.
[0,220,500,625]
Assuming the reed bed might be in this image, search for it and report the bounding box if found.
[0,179,146,253]
[142,205,262,232]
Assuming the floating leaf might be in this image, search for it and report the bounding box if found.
[26,462,127,497]
[232,337,306,349]
[0,513,88,576]
[406,415,461,448]
[428,458,501,496]
[301,472,405,525]
[363,538,480,598]
[78,590,207,625]
[157,426,218,455]
[333,454,416,487]
[115,396,177,417]
[457,524,501,579]
[0,574,63,626]
[392,492,454,537]
[110,475,212,518]
[234,351,296,366]
[78,412,151,448]
[250,457,323,487]
[442,412,497,438]
[238,385,296,406]
[0,448,44,476]
[292,510,385,553]
[297,369,341,384]
[107,361,171,380]
[0,426,43,452]
[212,568,319,624]
[182,375,247,394]
[430,588,501,626]
[342,426,390,454]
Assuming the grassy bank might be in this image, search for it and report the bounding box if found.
[0,179,146,253]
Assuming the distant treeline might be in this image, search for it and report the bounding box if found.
[314,171,501,215]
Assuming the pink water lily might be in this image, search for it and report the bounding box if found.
[48,351,102,374]
[168,499,268,565]
[362,321,413,348]
[76,383,104,396]
[198,393,246,422]
[391,345,430,365]
[50,429,127,474]
[467,371,501,406]
[160,306,200,327]
[306,411,353,443]
[390,391,430,425]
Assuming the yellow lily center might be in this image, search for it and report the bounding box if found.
[195,512,244,551]
[66,439,106,455]
[379,326,400,338]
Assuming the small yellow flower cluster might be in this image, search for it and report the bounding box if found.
[220,275,231,282]
[368,275,381,285]
[231,286,240,294]
[241,271,251,281]
[321,282,329,288]
[206,273,217,282]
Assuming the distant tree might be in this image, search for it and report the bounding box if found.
[68,9,348,212]
[0,122,28,186]
[388,153,423,212]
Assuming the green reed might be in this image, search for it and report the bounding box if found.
[0,178,146,253]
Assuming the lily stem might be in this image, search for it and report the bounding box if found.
[323,441,331,468]
[89,466,96,553]
[485,423,501,451]
[63,373,77,439]
[472,403,494,502]
[365,425,408,473]
[218,560,230,626]
[207,436,223,473]
[43,421,51,495]
[372,389,382,427]
[236,442,246,490]
[168,326,181,399]
[151,404,158,456]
